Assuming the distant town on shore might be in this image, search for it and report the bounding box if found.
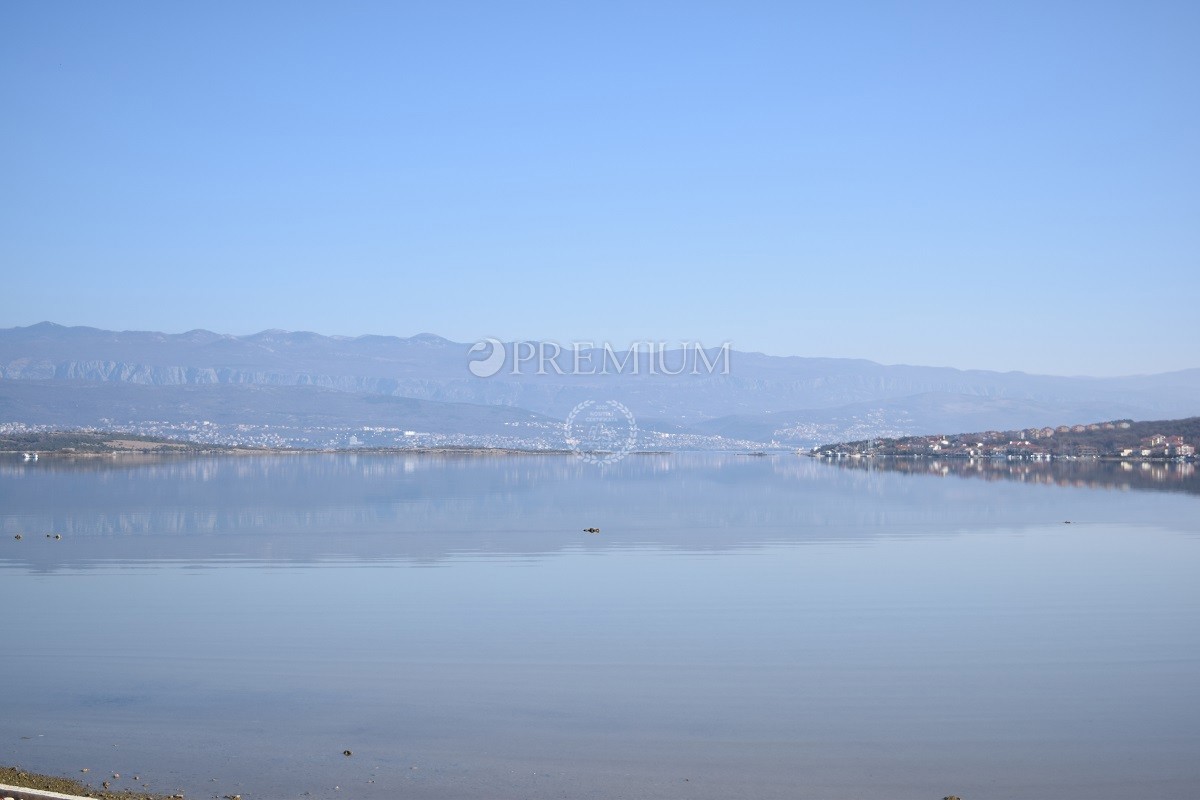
[5,415,1200,464]
[815,417,1200,461]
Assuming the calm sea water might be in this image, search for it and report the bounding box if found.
[2,453,1198,800]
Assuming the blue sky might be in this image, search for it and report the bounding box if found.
[2,1,1197,376]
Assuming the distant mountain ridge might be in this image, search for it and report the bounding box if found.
[2,322,1199,448]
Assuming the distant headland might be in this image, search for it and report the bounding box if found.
[814,417,1200,461]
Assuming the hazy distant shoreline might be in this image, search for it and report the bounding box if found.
[3,444,585,458]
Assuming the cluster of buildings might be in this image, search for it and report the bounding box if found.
[2,419,767,454]
[817,420,1197,461]
[1117,434,1196,459]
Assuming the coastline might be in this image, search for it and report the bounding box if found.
[2,444,582,459]
[1,767,178,800]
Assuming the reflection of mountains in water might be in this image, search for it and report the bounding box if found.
[824,456,1200,496]
[3,453,1196,573]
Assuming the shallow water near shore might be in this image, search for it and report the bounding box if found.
[2,453,1198,799]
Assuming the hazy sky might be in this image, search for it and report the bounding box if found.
[2,1,1197,376]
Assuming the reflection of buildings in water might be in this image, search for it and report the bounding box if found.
[7,451,1192,574]
[824,456,1200,496]
[0,451,699,540]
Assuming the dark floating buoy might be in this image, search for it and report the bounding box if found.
[1063,520,1072,524]
[583,527,601,533]
[343,749,352,757]
[14,534,21,540]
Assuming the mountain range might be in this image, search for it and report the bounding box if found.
[2,322,1198,449]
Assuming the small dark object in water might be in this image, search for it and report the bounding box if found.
[55,534,62,539]
[1063,520,1072,524]
[343,750,352,756]
[583,527,601,533]
[14,534,21,540]
[944,795,963,800]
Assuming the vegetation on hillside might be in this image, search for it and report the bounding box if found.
[0,430,232,454]
[816,417,1200,458]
